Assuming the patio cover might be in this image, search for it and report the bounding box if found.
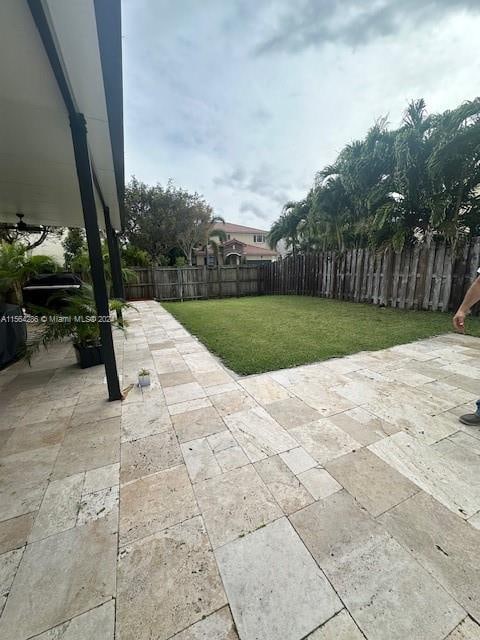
[0,0,125,400]
[0,0,124,231]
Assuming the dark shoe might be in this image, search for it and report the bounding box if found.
[459,413,480,426]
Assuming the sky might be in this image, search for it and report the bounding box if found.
[122,0,480,231]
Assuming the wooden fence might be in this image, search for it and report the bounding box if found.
[258,240,480,312]
[125,240,480,312]
[125,265,260,301]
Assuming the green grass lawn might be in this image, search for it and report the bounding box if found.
[162,295,480,375]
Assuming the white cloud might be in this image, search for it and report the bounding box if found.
[122,0,480,229]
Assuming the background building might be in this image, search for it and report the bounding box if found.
[195,222,278,266]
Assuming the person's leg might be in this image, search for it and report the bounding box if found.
[459,399,480,426]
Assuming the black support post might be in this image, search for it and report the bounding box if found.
[69,112,122,401]
[104,206,125,300]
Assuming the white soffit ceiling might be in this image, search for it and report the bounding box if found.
[0,0,121,230]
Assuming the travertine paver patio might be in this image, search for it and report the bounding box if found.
[0,300,480,639]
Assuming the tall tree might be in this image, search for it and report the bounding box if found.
[63,228,85,269]
[198,216,226,265]
[270,97,480,252]
[268,198,310,255]
[174,193,215,265]
[124,177,219,265]
[123,177,177,263]
[427,99,480,242]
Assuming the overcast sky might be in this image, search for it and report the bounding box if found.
[122,0,480,230]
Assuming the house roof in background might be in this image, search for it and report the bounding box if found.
[214,222,268,234]
[222,241,278,256]
[195,241,277,257]
[242,243,277,256]
[223,238,246,247]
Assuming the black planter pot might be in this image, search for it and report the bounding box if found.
[74,342,104,369]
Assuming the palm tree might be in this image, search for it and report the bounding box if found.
[267,218,286,251]
[427,98,480,243]
[199,215,226,265]
[318,117,396,247]
[386,99,434,247]
[0,241,60,305]
[70,243,136,296]
[309,178,352,251]
[270,97,480,252]
[268,200,310,255]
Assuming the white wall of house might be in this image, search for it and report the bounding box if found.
[223,231,268,248]
[30,231,66,264]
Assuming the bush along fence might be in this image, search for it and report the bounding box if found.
[259,238,480,313]
[124,265,261,301]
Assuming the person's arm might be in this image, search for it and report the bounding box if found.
[453,276,480,332]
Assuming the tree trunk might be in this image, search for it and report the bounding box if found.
[25,229,49,251]
[9,281,23,306]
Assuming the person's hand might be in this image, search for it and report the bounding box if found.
[453,309,466,333]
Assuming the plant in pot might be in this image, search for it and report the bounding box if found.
[0,240,60,305]
[137,368,151,387]
[70,243,138,297]
[0,241,61,368]
[25,284,135,368]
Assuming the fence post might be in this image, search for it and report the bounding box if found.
[236,265,240,297]
[449,242,469,312]
[381,248,393,307]
[203,266,209,299]
[331,252,337,298]
[441,245,454,312]
[177,267,184,302]
[422,244,436,310]
[413,247,427,309]
[150,266,155,299]
[217,266,223,298]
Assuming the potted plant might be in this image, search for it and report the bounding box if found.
[0,241,60,306]
[25,284,134,368]
[0,241,61,368]
[137,368,151,387]
[70,242,138,297]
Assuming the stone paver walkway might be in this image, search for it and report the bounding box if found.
[0,300,480,639]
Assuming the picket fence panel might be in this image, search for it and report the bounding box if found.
[125,240,480,313]
[125,265,260,301]
[258,239,480,313]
